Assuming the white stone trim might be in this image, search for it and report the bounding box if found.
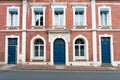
[31,7,46,26]
[49,33,69,65]
[51,6,67,27]
[73,34,89,61]
[98,6,112,26]
[26,62,51,65]
[72,6,87,27]
[5,35,20,64]
[99,34,114,66]
[68,62,93,66]
[30,35,46,61]
[22,0,27,64]
[112,61,120,66]
[91,0,98,66]
[6,6,20,27]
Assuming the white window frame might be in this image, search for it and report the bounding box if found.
[52,6,66,27]
[6,7,20,27]
[32,7,46,27]
[30,35,46,61]
[73,35,89,61]
[98,7,112,27]
[73,6,87,27]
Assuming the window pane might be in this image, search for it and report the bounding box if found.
[54,11,63,25]
[11,13,14,26]
[105,13,108,25]
[14,13,18,25]
[55,12,59,25]
[79,13,83,25]
[101,12,108,25]
[75,38,84,44]
[75,46,79,56]
[75,13,79,25]
[40,46,44,57]
[35,12,43,26]
[34,46,38,57]
[34,39,44,45]
[80,45,85,56]
[40,16,43,26]
[60,14,63,25]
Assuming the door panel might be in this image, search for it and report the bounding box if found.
[54,39,65,65]
[8,46,16,64]
[8,38,17,64]
[101,37,111,63]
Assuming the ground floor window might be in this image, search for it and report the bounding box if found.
[34,38,44,58]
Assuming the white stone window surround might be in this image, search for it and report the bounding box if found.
[30,35,46,61]
[31,7,46,27]
[6,6,20,27]
[73,35,89,61]
[98,6,112,27]
[52,6,67,28]
[72,6,87,27]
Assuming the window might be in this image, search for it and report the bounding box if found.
[75,38,86,58]
[99,7,111,26]
[73,7,86,26]
[34,39,44,58]
[32,7,45,26]
[7,7,19,26]
[52,7,66,26]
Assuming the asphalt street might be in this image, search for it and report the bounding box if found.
[0,70,120,80]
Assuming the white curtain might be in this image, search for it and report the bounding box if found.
[54,14,59,25]
[59,14,63,25]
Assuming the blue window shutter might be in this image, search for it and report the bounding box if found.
[75,8,84,12]
[100,8,109,12]
[54,8,64,11]
[9,8,18,13]
[34,8,43,12]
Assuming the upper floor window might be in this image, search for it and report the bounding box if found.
[99,7,111,26]
[7,7,19,26]
[32,7,45,26]
[73,7,87,27]
[52,6,66,27]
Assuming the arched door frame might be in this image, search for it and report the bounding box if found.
[50,36,68,65]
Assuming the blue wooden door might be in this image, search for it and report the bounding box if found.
[101,37,111,63]
[8,38,17,64]
[54,39,65,65]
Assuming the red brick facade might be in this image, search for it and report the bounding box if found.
[0,0,120,66]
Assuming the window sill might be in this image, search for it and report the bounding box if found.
[98,25,112,29]
[75,57,87,60]
[31,25,45,29]
[52,25,66,29]
[31,57,44,60]
[6,26,19,29]
[73,25,87,29]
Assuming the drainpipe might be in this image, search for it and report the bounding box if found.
[22,0,27,64]
[91,0,97,66]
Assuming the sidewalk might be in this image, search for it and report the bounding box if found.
[0,64,120,71]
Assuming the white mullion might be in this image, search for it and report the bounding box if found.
[79,44,81,57]
[39,14,40,26]
[39,45,40,57]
